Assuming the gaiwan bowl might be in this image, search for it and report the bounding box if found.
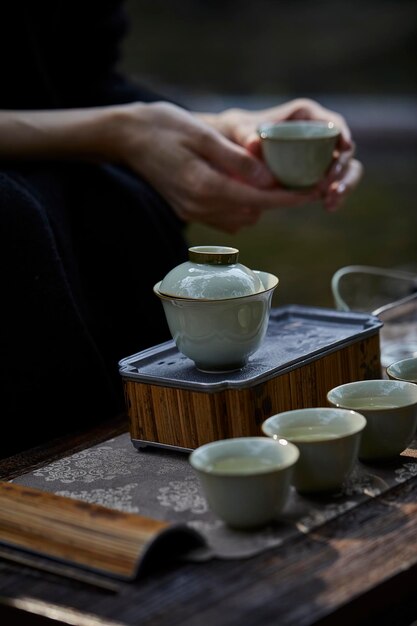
[153,270,278,373]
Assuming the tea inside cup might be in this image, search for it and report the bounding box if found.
[189,436,299,529]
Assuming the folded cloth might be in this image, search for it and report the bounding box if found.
[11,433,417,563]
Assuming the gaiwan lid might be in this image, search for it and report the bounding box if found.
[159,246,264,300]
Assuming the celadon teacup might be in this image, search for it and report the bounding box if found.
[262,408,366,494]
[327,379,417,462]
[258,120,340,188]
[386,357,417,384]
[189,436,299,529]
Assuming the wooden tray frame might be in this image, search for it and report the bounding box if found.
[124,334,381,451]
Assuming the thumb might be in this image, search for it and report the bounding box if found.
[201,132,275,188]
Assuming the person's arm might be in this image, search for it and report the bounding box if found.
[0,102,320,233]
[0,107,121,161]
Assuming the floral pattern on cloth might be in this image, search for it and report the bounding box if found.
[157,478,208,514]
[395,462,417,482]
[32,444,140,483]
[12,433,417,561]
[56,484,141,513]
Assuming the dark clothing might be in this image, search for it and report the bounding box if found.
[1,0,164,109]
[0,1,188,457]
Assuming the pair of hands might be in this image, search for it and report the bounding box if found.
[117,98,363,233]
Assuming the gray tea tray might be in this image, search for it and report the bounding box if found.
[119,304,383,392]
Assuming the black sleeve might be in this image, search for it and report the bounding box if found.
[0,0,183,110]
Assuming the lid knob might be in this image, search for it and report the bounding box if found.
[188,246,239,265]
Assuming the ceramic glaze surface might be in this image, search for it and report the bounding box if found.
[387,357,417,383]
[262,408,366,494]
[159,245,263,299]
[327,380,417,461]
[154,270,279,372]
[258,120,340,188]
[189,437,299,529]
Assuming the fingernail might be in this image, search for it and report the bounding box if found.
[334,162,343,176]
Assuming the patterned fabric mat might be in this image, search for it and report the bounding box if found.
[12,433,417,561]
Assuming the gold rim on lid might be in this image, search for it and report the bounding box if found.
[188,246,239,265]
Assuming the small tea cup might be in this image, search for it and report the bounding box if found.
[262,408,366,494]
[189,436,299,529]
[386,357,417,384]
[258,120,340,188]
[327,379,417,461]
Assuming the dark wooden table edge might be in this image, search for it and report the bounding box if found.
[313,564,417,626]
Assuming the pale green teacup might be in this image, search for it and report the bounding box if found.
[258,120,340,188]
[189,437,299,529]
[386,357,417,383]
[262,408,366,494]
[327,379,417,462]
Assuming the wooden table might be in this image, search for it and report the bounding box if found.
[0,414,417,626]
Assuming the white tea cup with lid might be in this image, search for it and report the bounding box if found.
[154,246,279,372]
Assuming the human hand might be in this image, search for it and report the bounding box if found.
[114,101,320,233]
[209,98,363,212]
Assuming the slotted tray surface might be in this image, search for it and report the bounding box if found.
[118,305,382,392]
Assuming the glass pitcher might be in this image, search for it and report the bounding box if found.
[331,265,417,369]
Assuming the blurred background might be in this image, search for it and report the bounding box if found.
[121,0,417,309]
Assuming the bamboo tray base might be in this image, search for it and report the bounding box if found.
[120,306,382,451]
